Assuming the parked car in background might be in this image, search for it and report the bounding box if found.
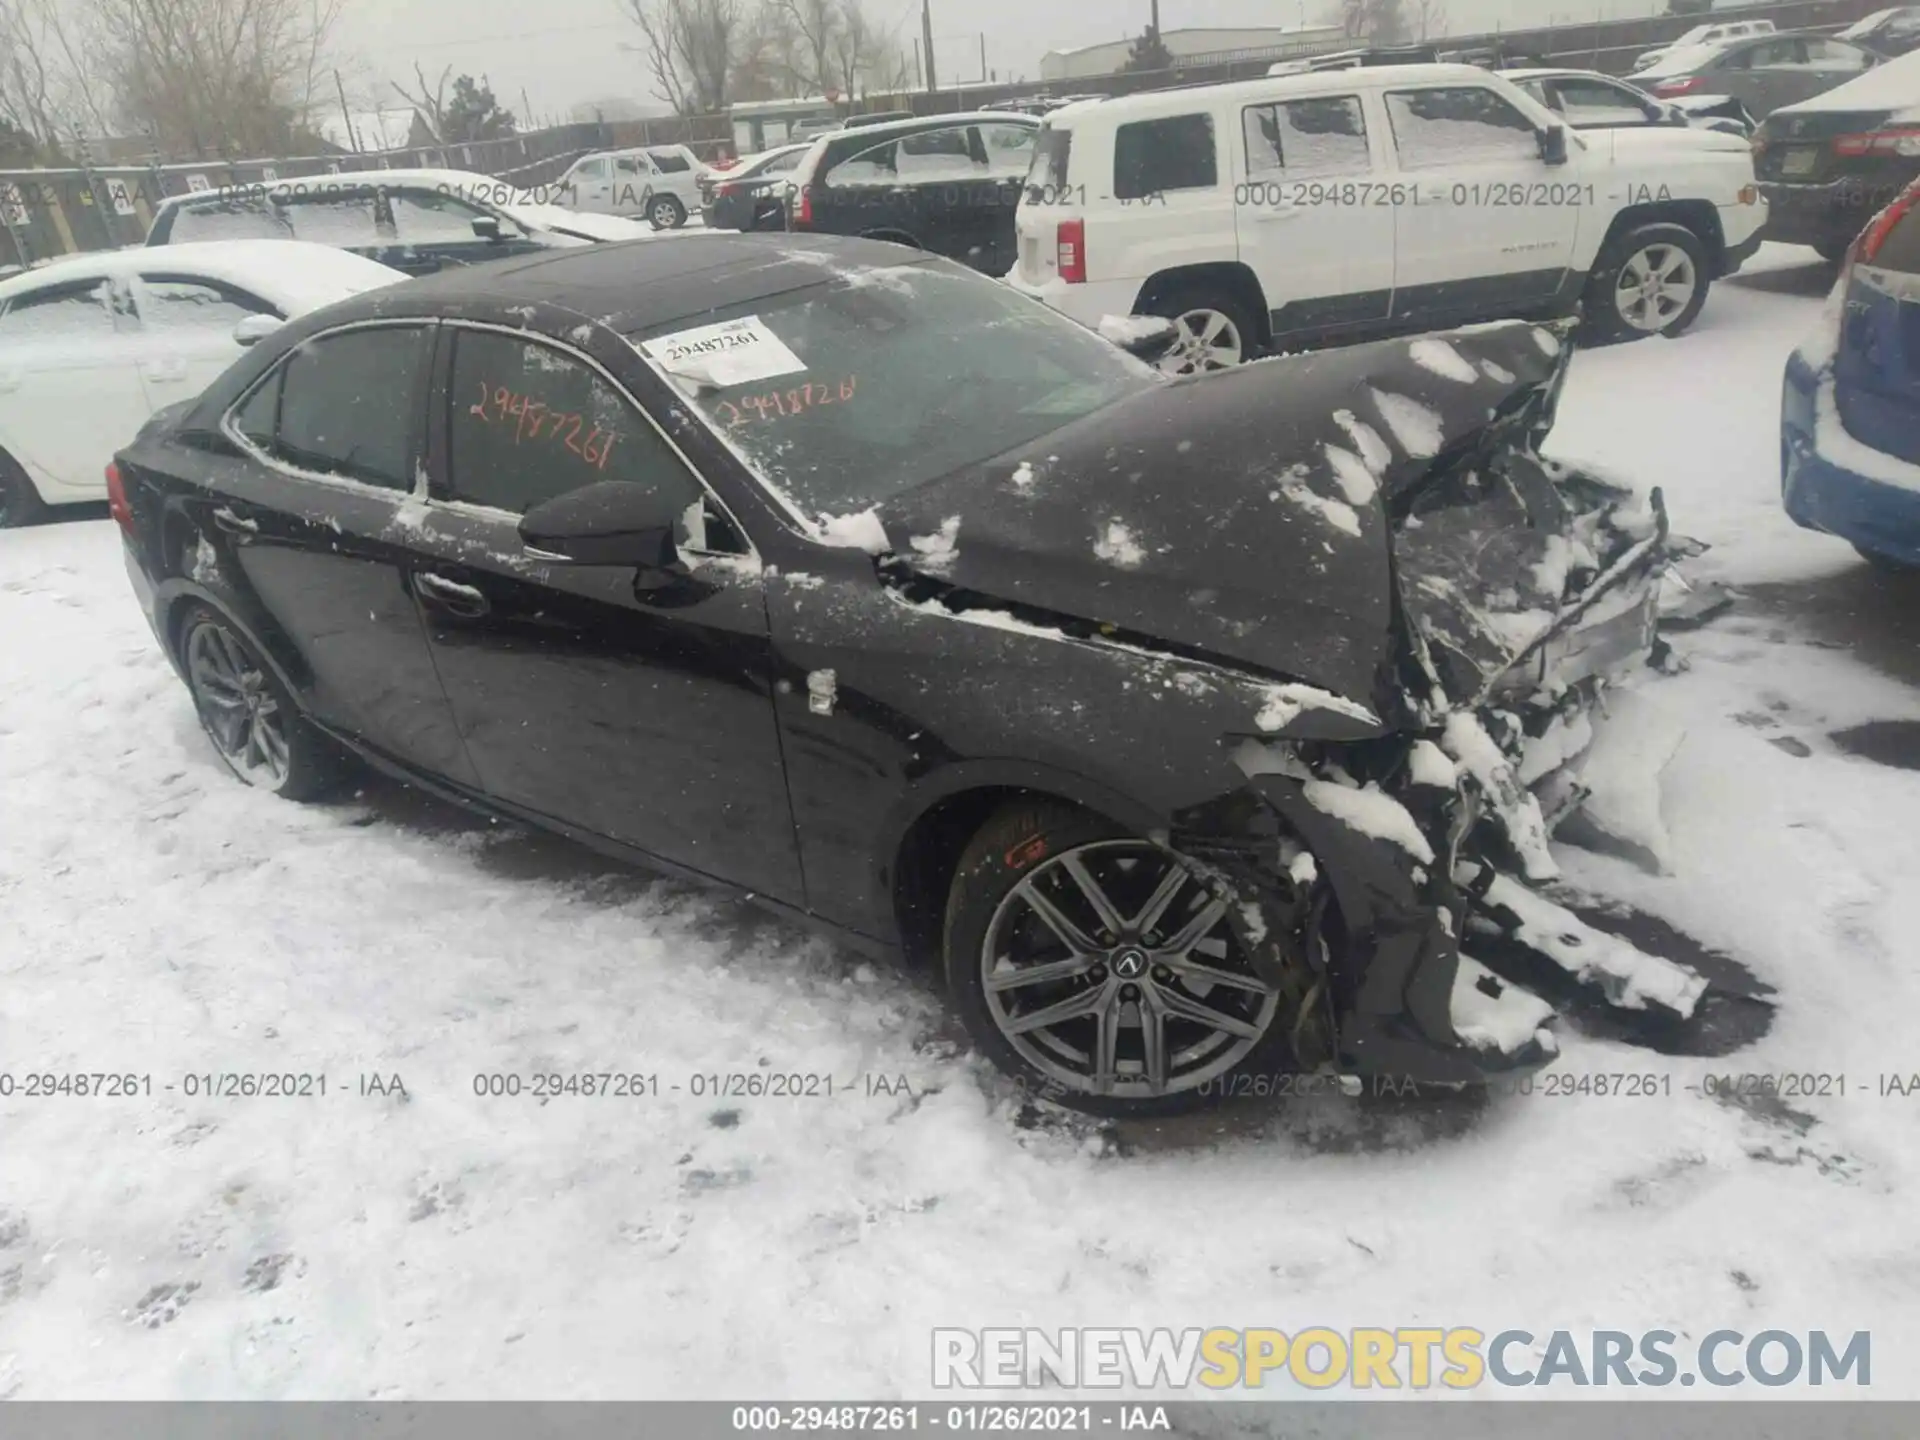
[1755,49,1920,261]
[1783,176,1920,569]
[0,240,403,526]
[700,142,810,231]
[1637,33,1885,120]
[1632,19,1775,74]
[555,150,663,226]
[146,170,655,276]
[1009,65,1765,370]
[785,112,1040,274]
[1839,6,1920,57]
[111,233,1683,1113]
[1503,67,1753,136]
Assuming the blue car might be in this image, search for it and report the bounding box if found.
[1783,180,1920,570]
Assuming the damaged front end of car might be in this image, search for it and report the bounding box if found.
[1181,322,1707,1088]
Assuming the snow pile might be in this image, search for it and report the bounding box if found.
[1369,390,1445,458]
[1301,779,1436,864]
[1010,462,1037,490]
[1332,411,1392,477]
[817,509,891,554]
[1096,315,1173,348]
[1321,444,1379,507]
[1409,338,1481,385]
[1450,956,1556,1055]
[1093,522,1145,568]
[909,517,962,574]
[1558,688,1687,875]
[1255,683,1381,734]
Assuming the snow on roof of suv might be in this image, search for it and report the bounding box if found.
[1043,62,1517,119]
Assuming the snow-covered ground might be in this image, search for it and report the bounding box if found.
[4,246,1920,1400]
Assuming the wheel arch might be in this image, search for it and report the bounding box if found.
[157,578,309,703]
[1132,263,1273,348]
[1594,200,1725,270]
[885,761,1165,969]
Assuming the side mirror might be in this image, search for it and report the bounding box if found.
[1538,124,1570,166]
[233,313,282,346]
[519,480,683,568]
[1101,314,1180,364]
[471,214,503,241]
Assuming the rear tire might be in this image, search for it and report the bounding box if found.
[1140,285,1261,375]
[175,603,348,802]
[942,799,1308,1118]
[1581,222,1711,344]
[0,449,46,529]
[1856,543,1918,574]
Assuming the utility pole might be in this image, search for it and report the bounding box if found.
[921,0,938,91]
[334,69,359,152]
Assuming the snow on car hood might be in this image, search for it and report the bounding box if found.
[873,321,1577,709]
[1772,46,1920,119]
[1591,123,1756,157]
[505,205,654,242]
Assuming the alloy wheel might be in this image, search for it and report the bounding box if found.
[980,840,1283,1099]
[651,197,683,229]
[1158,308,1245,376]
[184,620,290,787]
[1614,243,1698,334]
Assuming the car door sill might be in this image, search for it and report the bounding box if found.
[316,718,898,962]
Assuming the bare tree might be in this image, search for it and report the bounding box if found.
[0,0,110,157]
[621,0,749,116]
[773,0,837,94]
[389,61,452,142]
[1410,0,1448,41]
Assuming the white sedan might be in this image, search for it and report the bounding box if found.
[0,240,405,526]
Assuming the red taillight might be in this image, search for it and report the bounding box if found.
[1855,180,1920,266]
[105,460,132,534]
[1057,218,1087,284]
[793,185,813,227]
[717,182,738,198]
[1834,126,1920,158]
[1651,76,1706,97]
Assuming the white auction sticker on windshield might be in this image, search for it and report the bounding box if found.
[640,315,807,387]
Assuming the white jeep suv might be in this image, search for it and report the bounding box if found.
[1008,64,1766,371]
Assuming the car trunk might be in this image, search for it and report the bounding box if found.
[1758,107,1900,184]
[1837,198,1920,464]
[872,320,1657,720]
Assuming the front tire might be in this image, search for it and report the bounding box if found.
[1581,223,1711,344]
[0,449,46,529]
[1140,286,1260,375]
[942,800,1308,1117]
[176,604,346,801]
[648,195,687,230]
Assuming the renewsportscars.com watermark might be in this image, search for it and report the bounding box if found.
[932,1328,1872,1391]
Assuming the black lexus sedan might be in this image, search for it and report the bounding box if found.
[110,234,1689,1115]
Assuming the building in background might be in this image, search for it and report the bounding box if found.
[1039,24,1347,81]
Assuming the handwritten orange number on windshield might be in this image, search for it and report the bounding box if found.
[717,376,857,430]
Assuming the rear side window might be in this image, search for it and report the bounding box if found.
[1385,87,1538,168]
[269,326,430,489]
[649,150,693,172]
[1243,96,1370,179]
[445,329,702,518]
[1114,114,1218,200]
[137,276,277,330]
[1027,126,1073,193]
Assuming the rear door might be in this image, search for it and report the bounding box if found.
[212,321,481,784]
[128,273,279,413]
[403,322,805,902]
[1234,90,1396,339]
[0,275,149,500]
[1382,81,1584,325]
[566,157,617,213]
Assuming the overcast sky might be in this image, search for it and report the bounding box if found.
[333,0,1669,123]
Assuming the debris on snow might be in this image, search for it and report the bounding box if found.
[807,669,838,717]
[1256,683,1381,734]
[1011,462,1037,490]
[1444,711,1558,882]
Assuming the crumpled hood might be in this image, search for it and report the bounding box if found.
[874,320,1574,709]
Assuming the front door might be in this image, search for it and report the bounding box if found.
[1234,90,1396,340]
[128,273,274,413]
[1382,82,1584,326]
[211,321,480,785]
[406,322,804,902]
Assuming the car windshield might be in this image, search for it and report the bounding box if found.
[628,262,1158,523]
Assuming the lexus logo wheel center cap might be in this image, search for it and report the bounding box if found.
[1111,948,1150,980]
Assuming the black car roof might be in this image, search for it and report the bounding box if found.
[322,232,939,334]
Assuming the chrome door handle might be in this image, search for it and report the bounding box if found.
[415,572,490,617]
[212,506,258,535]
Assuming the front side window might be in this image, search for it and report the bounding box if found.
[1115,114,1219,199]
[1386,87,1538,168]
[445,329,703,521]
[1804,39,1874,70]
[269,326,430,489]
[0,279,120,339]
[1552,78,1658,125]
[1243,96,1370,179]
[137,276,276,330]
[1746,39,1811,69]
[978,123,1037,177]
[575,158,610,181]
[648,150,693,173]
[389,189,508,243]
